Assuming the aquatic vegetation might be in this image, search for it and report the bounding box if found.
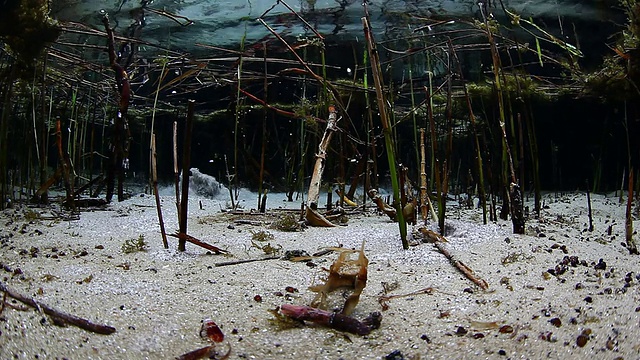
[121,235,148,254]
[270,213,303,232]
[250,230,274,242]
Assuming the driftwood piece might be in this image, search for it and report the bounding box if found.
[305,106,339,227]
[417,228,489,290]
[0,281,116,335]
[169,232,227,254]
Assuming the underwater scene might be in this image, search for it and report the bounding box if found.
[0,1,639,359]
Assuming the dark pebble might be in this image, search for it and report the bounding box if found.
[594,259,606,270]
[576,334,589,347]
[473,333,484,339]
[420,334,431,343]
[575,283,583,290]
[584,296,593,303]
[549,318,562,327]
[385,350,404,360]
[455,326,468,336]
[253,295,262,302]
[498,349,506,356]
[538,233,546,238]
[95,245,104,249]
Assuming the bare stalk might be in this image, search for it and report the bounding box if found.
[362,15,408,248]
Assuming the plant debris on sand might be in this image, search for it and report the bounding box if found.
[0,191,638,359]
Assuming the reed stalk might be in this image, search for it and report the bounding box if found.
[230,35,246,209]
[178,100,196,252]
[362,15,408,248]
[150,57,168,192]
[626,169,638,254]
[258,44,268,211]
[173,120,181,221]
[363,47,379,190]
[151,133,168,249]
[409,57,420,178]
[420,129,427,221]
[451,45,487,223]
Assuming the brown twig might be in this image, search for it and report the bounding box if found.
[151,134,168,249]
[418,228,489,290]
[0,282,116,335]
[214,256,279,267]
[169,232,228,254]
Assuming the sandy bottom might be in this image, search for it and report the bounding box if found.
[0,189,638,359]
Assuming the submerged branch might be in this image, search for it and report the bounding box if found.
[0,282,116,335]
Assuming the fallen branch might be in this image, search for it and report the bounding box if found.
[417,228,489,290]
[0,282,116,335]
[169,232,228,254]
[214,256,279,267]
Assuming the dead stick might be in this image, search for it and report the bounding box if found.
[0,282,116,335]
[433,241,488,290]
[151,133,169,249]
[305,106,340,227]
[419,228,488,290]
[214,256,279,267]
[170,232,227,254]
[178,100,195,251]
[173,120,181,224]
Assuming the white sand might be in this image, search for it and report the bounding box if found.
[0,189,638,359]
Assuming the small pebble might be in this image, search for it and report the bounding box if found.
[576,334,589,347]
[385,350,404,360]
[455,326,468,336]
[594,259,606,270]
